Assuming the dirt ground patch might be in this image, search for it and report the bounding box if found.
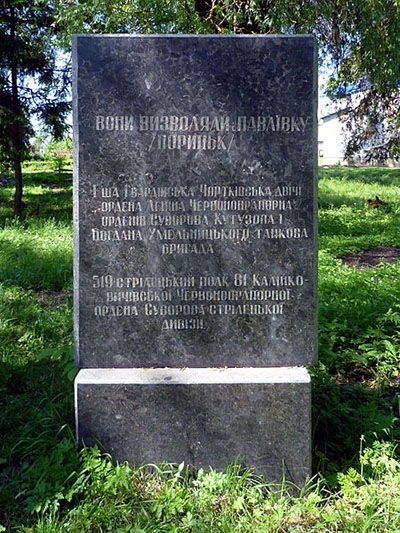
[341,246,400,268]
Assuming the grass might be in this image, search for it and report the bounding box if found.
[317,167,400,386]
[1,163,400,530]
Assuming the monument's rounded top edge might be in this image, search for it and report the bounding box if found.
[72,33,315,40]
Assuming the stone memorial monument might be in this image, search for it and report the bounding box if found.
[73,34,317,485]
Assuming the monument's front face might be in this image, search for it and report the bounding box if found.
[73,35,317,484]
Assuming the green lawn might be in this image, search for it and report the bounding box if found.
[1,165,400,531]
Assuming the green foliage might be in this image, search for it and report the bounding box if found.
[312,166,400,484]
[44,138,73,174]
[0,0,71,216]
[323,1,400,160]
[54,0,209,47]
[38,347,77,382]
[4,446,400,532]
[30,135,47,156]
[317,167,400,380]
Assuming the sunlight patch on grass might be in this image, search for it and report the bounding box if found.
[0,219,72,291]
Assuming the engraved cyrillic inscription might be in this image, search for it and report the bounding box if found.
[94,114,311,151]
[95,114,310,133]
[87,181,309,254]
[90,272,308,330]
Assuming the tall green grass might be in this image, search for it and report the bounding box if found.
[0,164,400,531]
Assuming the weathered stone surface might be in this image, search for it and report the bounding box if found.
[75,367,311,485]
[73,35,317,368]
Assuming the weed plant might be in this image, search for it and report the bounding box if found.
[0,164,400,531]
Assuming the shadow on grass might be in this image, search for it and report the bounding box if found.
[0,170,73,222]
[315,247,400,482]
[22,169,72,186]
[0,358,78,525]
[22,189,73,222]
[312,378,399,483]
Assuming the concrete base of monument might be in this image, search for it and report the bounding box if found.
[75,367,311,486]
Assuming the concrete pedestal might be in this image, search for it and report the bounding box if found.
[75,367,311,485]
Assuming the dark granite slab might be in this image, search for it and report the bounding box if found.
[73,35,317,368]
[76,367,311,484]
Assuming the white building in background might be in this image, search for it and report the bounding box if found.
[318,93,399,167]
[318,109,349,165]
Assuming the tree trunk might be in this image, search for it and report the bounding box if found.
[10,3,24,218]
[13,150,23,217]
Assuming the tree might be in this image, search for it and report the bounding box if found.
[0,0,70,217]
[191,0,400,160]
[57,0,400,161]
